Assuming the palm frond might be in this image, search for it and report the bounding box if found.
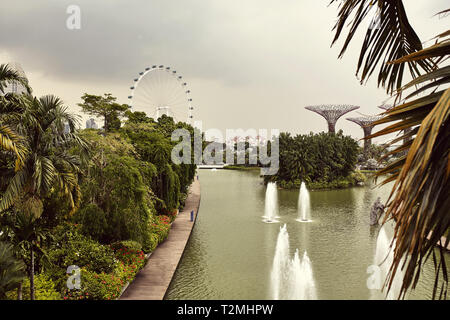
[381,88,449,299]
[330,0,433,94]
[1,92,87,216]
[0,170,28,212]
[369,39,449,298]
[32,156,57,196]
[390,39,450,64]
[0,125,28,170]
[330,1,450,298]
[0,241,26,298]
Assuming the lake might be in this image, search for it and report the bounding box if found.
[166,169,448,300]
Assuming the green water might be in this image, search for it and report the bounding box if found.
[165,169,448,300]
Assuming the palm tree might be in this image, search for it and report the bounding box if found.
[0,241,26,299]
[0,64,30,169]
[330,1,449,299]
[0,94,89,299]
[0,210,50,300]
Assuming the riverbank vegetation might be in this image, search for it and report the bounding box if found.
[0,67,196,300]
[263,131,365,190]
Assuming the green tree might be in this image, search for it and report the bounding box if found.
[125,110,154,124]
[78,93,130,132]
[331,1,449,298]
[265,131,359,188]
[0,94,88,299]
[122,122,174,208]
[75,130,156,245]
[122,114,197,211]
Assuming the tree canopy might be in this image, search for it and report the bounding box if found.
[78,93,130,132]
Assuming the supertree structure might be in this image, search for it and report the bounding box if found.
[305,104,360,133]
[346,115,382,160]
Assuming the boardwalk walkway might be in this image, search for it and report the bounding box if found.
[119,179,201,300]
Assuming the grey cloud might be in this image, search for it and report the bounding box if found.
[1,0,447,139]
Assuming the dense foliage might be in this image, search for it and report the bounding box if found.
[0,241,25,298]
[0,77,196,300]
[264,130,363,189]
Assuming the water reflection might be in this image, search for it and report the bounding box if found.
[166,170,448,300]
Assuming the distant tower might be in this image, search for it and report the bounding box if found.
[305,104,360,133]
[346,115,382,159]
[64,123,70,134]
[86,118,98,129]
[1,62,28,95]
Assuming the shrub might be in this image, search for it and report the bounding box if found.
[158,215,171,226]
[350,170,366,184]
[167,209,178,223]
[46,223,116,290]
[147,215,171,244]
[62,250,146,300]
[114,261,139,283]
[111,245,146,267]
[63,269,123,300]
[142,232,159,253]
[110,240,142,253]
[73,204,108,243]
[8,273,61,300]
[48,233,115,274]
[178,192,188,211]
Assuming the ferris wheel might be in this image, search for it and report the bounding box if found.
[128,65,193,123]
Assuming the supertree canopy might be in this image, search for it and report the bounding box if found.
[305,104,360,133]
[346,115,382,160]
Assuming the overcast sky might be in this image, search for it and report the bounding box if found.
[1,0,447,143]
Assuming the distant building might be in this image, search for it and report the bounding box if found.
[64,123,71,134]
[86,118,98,129]
[1,62,28,96]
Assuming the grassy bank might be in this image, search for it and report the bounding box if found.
[273,170,367,191]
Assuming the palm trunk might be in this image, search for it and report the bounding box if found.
[30,247,35,300]
[17,282,22,300]
[104,114,109,133]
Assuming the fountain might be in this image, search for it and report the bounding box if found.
[288,250,317,299]
[271,225,317,299]
[296,182,311,222]
[371,222,405,300]
[263,182,279,223]
[271,224,289,299]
